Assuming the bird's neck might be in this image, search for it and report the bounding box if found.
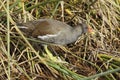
[72,26,83,37]
[66,26,83,43]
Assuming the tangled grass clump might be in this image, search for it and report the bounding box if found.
[0,0,120,80]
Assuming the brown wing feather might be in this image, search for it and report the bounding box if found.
[31,20,60,37]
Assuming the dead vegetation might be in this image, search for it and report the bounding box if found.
[0,0,120,80]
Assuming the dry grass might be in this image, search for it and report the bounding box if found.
[0,0,120,80]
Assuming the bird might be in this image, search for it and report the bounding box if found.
[17,19,92,45]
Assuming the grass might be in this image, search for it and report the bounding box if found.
[0,0,120,80]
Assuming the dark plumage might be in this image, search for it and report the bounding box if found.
[17,19,91,45]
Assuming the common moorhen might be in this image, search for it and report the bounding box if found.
[17,19,91,45]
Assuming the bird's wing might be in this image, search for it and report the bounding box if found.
[31,19,63,38]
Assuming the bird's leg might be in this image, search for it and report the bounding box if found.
[43,45,58,61]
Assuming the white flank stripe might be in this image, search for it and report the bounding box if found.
[18,26,28,29]
[38,32,61,40]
